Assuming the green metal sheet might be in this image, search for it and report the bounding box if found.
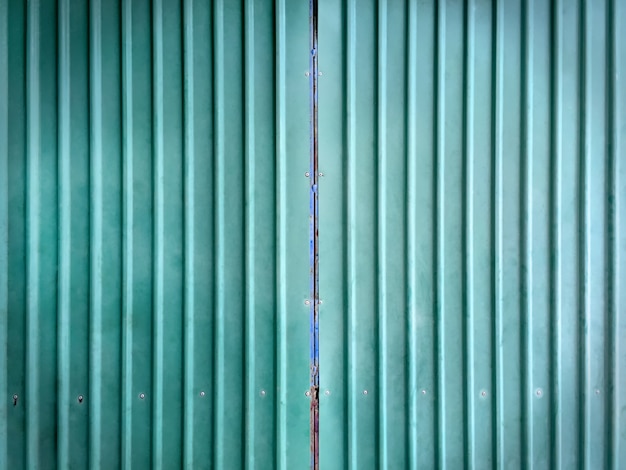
[317,0,626,469]
[2,0,626,469]
[1,0,311,468]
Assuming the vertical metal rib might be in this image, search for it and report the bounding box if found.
[275,1,287,467]
[345,0,357,467]
[492,0,505,466]
[151,0,165,465]
[550,0,563,467]
[607,0,619,467]
[521,0,534,466]
[212,0,225,467]
[244,0,256,466]
[57,0,71,466]
[182,0,194,466]
[435,1,446,465]
[308,0,319,467]
[463,1,476,467]
[376,0,388,467]
[121,0,134,467]
[26,0,41,466]
[89,0,104,465]
[405,0,418,466]
[0,0,8,464]
[579,0,591,466]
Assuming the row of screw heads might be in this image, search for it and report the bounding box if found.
[9,387,604,405]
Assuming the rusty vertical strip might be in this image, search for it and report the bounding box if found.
[308,0,319,468]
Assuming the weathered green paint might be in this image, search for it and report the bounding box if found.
[1,0,311,468]
[317,0,626,469]
[2,0,626,469]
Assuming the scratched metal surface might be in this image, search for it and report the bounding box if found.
[317,0,626,469]
[0,0,311,468]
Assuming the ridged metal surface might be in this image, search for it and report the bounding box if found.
[2,0,626,469]
[317,0,626,469]
[1,0,311,468]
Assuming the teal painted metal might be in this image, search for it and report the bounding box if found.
[2,0,626,469]
[1,0,311,468]
[317,0,626,469]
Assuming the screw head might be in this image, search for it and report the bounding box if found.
[305,390,311,397]
[139,393,145,399]
[480,390,487,398]
[305,71,310,77]
[260,390,266,397]
[319,71,323,76]
[13,394,18,400]
[535,388,543,398]
[318,172,324,177]
[304,300,310,305]
[421,389,427,395]
[305,171,310,177]
[363,390,368,395]
[200,391,205,397]
[595,389,601,395]
[324,390,330,396]
[78,395,84,403]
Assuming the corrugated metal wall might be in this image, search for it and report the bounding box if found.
[1,0,313,468]
[2,0,626,469]
[316,0,626,469]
